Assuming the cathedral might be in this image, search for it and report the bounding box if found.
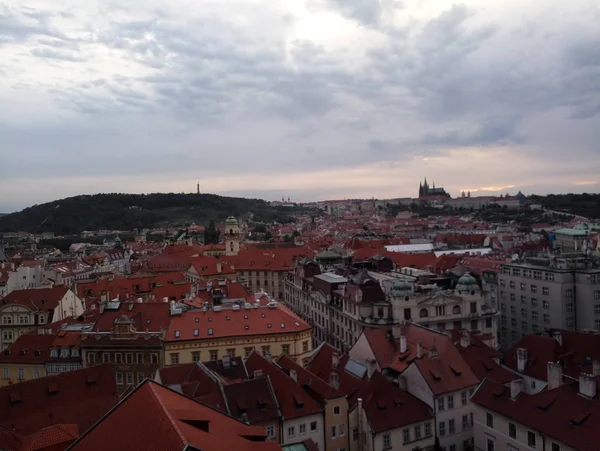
[418,177,448,197]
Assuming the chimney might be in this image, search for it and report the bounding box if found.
[547,362,563,390]
[579,373,597,398]
[216,262,222,273]
[367,359,377,378]
[397,375,407,390]
[329,372,340,390]
[357,398,364,451]
[510,379,524,400]
[516,348,528,372]
[416,341,423,358]
[429,347,439,359]
[332,352,340,369]
[552,331,562,346]
[289,369,297,382]
[392,325,402,339]
[460,330,470,348]
[400,335,407,354]
[593,360,600,377]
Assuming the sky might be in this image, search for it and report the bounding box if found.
[1,0,599,212]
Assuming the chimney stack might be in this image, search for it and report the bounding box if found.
[367,359,377,378]
[329,372,340,390]
[416,341,423,359]
[289,369,297,382]
[579,373,597,398]
[516,348,528,372]
[592,360,600,377]
[460,329,470,348]
[400,335,407,354]
[552,331,562,346]
[332,352,340,369]
[510,379,524,400]
[429,347,439,359]
[547,362,563,390]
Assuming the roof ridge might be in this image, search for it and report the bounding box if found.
[146,382,187,448]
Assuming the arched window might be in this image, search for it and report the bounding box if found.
[452,305,461,315]
[419,308,429,318]
[229,228,234,235]
[230,242,234,252]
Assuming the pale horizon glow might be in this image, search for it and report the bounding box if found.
[1,0,599,212]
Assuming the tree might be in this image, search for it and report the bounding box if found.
[205,219,220,244]
[292,230,300,237]
[264,231,272,241]
[283,234,293,242]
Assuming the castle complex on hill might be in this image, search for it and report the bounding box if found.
[418,177,448,197]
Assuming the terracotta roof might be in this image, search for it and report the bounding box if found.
[0,364,118,437]
[223,377,281,424]
[0,332,55,364]
[245,352,322,420]
[358,371,432,433]
[276,354,345,403]
[21,424,79,451]
[203,357,248,382]
[2,286,69,311]
[472,379,600,451]
[363,325,479,393]
[69,380,282,451]
[307,343,368,407]
[91,302,170,333]
[166,304,310,342]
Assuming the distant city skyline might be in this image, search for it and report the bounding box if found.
[1,0,599,213]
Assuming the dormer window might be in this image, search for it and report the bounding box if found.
[60,349,70,358]
[50,349,58,358]
[71,349,79,357]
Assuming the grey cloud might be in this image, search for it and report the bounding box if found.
[325,0,403,27]
[30,46,86,62]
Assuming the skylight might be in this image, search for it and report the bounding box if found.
[208,328,213,336]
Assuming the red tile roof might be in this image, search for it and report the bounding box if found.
[0,332,55,365]
[363,325,479,394]
[0,364,118,437]
[21,424,79,451]
[166,304,310,342]
[223,377,281,424]
[69,380,282,451]
[276,354,345,403]
[92,302,170,333]
[358,371,432,433]
[472,379,600,451]
[2,286,69,312]
[307,343,368,407]
[77,273,191,302]
[245,352,322,420]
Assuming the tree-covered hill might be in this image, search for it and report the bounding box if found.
[0,193,306,234]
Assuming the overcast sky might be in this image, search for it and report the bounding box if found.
[1,0,599,212]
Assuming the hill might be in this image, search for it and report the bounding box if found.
[0,193,308,234]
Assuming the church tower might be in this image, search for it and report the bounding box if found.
[224,216,240,256]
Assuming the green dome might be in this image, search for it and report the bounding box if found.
[391,279,412,296]
[456,273,479,292]
[225,216,238,225]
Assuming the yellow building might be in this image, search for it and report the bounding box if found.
[0,332,54,386]
[165,302,313,366]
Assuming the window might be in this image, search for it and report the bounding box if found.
[414,424,421,440]
[520,283,526,291]
[244,347,254,357]
[266,425,275,440]
[170,353,179,364]
[302,341,309,352]
[210,350,218,361]
[510,306,516,314]
[438,421,445,436]
[565,289,573,298]
[437,397,445,411]
[126,372,134,385]
[528,431,536,447]
[449,419,455,434]
[594,291,600,301]
[425,422,432,437]
[17,368,25,380]
[544,314,550,324]
[151,353,159,365]
[114,353,123,364]
[486,412,494,428]
[447,394,454,409]
[116,372,124,385]
[462,415,469,431]
[2,368,8,379]
[3,330,13,340]
[102,352,110,363]
[126,353,133,364]
[510,281,516,289]
[500,279,506,287]
[543,300,549,309]
[261,346,271,357]
[551,443,561,451]
[333,406,340,415]
[595,319,600,330]
[543,287,549,296]
[531,285,537,293]
[136,353,144,364]
[532,311,538,321]
[383,432,391,449]
[509,422,517,439]
[486,318,493,328]
[299,424,306,435]
[403,428,410,444]
[192,351,200,362]
[33,368,40,378]
[226,348,236,358]
[450,446,456,451]
[331,425,337,439]
[510,294,516,302]
[594,304,600,314]
[566,318,574,327]
[339,424,345,436]
[352,427,359,441]
[282,344,290,355]
[288,426,295,438]
[137,372,145,384]
[2,316,12,325]
[487,438,495,451]
[533,271,542,280]
[87,352,96,364]
[310,421,317,431]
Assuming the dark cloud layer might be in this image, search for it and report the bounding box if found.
[1,0,599,211]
